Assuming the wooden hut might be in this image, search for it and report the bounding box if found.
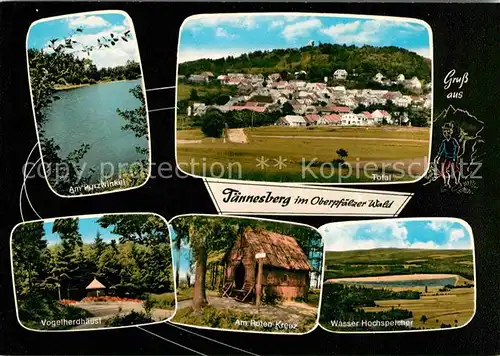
[85,278,106,297]
[222,228,311,301]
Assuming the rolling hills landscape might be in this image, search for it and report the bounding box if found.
[178,43,431,85]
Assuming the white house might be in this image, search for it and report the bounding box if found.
[331,86,347,95]
[371,109,392,124]
[276,115,307,127]
[396,74,405,83]
[192,103,207,116]
[393,95,412,107]
[373,72,384,83]
[405,76,422,90]
[333,69,348,80]
[341,113,361,126]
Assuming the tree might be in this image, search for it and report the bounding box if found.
[189,89,200,100]
[173,216,246,311]
[281,102,295,116]
[116,85,149,187]
[97,214,169,245]
[336,148,348,162]
[28,26,134,195]
[201,109,225,138]
[51,218,82,299]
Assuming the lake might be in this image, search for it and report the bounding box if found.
[42,79,148,183]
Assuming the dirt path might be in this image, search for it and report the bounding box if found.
[177,139,202,144]
[178,296,317,325]
[71,301,173,329]
[227,128,248,143]
[252,135,428,143]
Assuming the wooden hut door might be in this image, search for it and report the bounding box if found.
[234,263,245,289]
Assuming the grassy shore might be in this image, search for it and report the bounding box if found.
[55,78,141,91]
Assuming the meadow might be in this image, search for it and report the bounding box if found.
[176,126,430,183]
[319,248,475,332]
[362,287,474,329]
[323,248,475,281]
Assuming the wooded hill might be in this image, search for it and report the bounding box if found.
[178,43,431,83]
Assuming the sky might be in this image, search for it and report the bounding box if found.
[170,226,192,281]
[28,12,141,69]
[320,219,472,252]
[43,217,120,246]
[179,14,431,63]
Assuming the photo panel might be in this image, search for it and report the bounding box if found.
[175,13,433,184]
[318,218,475,332]
[10,213,175,331]
[169,214,324,334]
[27,10,151,197]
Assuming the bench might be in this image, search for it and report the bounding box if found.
[219,282,233,298]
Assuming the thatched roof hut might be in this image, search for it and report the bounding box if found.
[223,229,311,301]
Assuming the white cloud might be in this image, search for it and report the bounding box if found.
[320,19,428,48]
[449,228,465,243]
[320,20,361,38]
[185,16,258,32]
[45,24,139,69]
[215,27,236,38]
[426,220,452,231]
[282,18,322,41]
[68,15,110,29]
[322,221,472,252]
[269,20,285,29]
[410,241,439,249]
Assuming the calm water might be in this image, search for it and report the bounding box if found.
[42,80,148,183]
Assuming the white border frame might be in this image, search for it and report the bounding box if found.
[10,212,177,333]
[174,12,434,186]
[26,10,153,198]
[316,217,477,334]
[167,213,326,336]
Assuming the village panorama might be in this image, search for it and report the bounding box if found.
[176,43,432,183]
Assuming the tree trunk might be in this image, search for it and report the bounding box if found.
[192,246,208,312]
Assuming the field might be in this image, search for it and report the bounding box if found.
[177,83,235,101]
[362,287,474,329]
[323,248,475,281]
[319,248,475,332]
[176,126,430,183]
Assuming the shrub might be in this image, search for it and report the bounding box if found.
[147,293,176,310]
[18,294,92,330]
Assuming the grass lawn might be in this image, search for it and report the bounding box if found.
[362,287,475,329]
[248,125,431,140]
[176,126,430,183]
[176,287,219,302]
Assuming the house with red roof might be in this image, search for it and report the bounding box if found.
[304,114,320,125]
[317,114,341,125]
